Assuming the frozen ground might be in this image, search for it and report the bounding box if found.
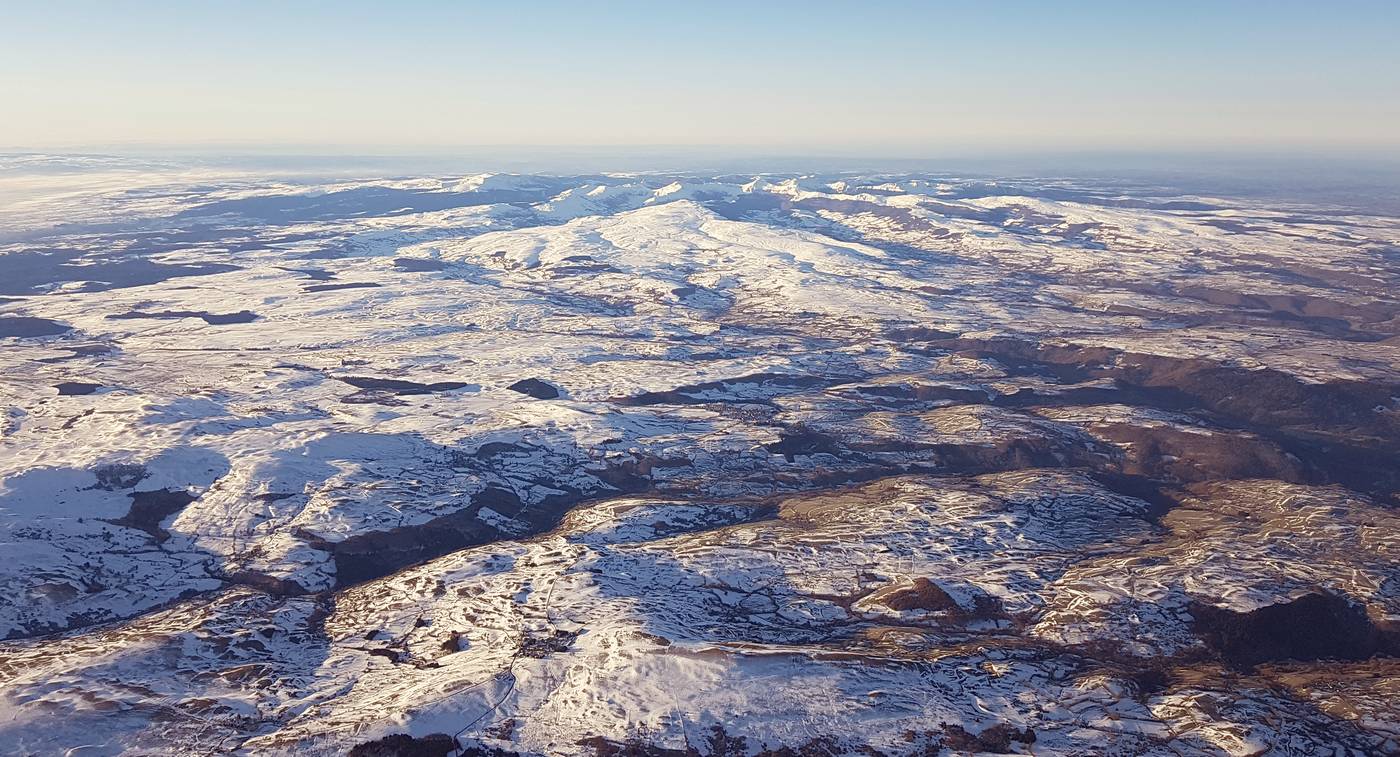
[1,156,1398,755]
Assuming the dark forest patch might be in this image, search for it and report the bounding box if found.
[108,309,258,325]
[338,376,475,395]
[304,282,383,293]
[0,316,72,337]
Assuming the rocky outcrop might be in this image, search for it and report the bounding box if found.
[507,378,561,399]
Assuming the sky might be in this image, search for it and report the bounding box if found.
[2,1,1398,154]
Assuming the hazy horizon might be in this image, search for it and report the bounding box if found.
[6,1,1398,153]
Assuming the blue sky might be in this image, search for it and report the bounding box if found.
[2,1,1397,152]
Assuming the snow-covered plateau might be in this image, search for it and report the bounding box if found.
[1,157,1398,756]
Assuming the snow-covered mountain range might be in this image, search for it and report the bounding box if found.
[1,158,1398,755]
